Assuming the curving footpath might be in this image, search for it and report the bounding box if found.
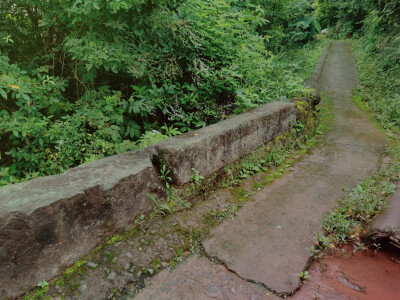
[133,41,387,299]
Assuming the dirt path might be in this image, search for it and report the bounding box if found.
[133,42,387,299]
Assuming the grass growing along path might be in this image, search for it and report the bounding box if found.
[309,37,400,257]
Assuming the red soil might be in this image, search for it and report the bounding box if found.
[292,244,400,300]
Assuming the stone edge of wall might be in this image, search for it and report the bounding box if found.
[306,42,332,89]
[155,101,297,185]
[0,101,296,298]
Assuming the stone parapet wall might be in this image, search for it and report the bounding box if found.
[0,101,296,298]
[155,101,296,185]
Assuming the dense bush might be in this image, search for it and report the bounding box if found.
[313,0,373,34]
[313,0,400,36]
[353,25,400,133]
[0,0,323,186]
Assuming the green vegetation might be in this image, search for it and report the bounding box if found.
[310,142,400,257]
[0,0,326,186]
[310,0,400,251]
[190,168,205,185]
[298,270,309,280]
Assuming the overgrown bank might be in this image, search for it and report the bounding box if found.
[0,0,326,187]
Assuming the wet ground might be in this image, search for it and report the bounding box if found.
[292,243,400,300]
[135,243,400,300]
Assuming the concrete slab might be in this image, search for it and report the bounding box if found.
[133,255,278,300]
[203,42,387,294]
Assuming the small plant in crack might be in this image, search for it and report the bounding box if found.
[151,259,161,272]
[308,230,332,258]
[147,193,172,218]
[294,121,305,135]
[159,164,172,188]
[190,168,204,185]
[172,248,184,263]
[26,281,49,299]
[298,271,309,280]
[135,214,145,224]
[352,241,367,253]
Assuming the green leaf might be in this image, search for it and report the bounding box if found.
[126,121,141,138]
[0,89,7,100]
[296,17,312,29]
[313,19,321,33]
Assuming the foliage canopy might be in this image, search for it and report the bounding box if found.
[0,0,323,185]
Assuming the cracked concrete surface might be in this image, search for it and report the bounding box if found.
[133,41,387,298]
[133,255,278,300]
[202,41,386,295]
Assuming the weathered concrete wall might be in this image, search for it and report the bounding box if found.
[0,150,166,299]
[306,42,332,89]
[0,101,296,298]
[155,101,296,185]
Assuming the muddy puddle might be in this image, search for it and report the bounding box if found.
[291,242,400,299]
